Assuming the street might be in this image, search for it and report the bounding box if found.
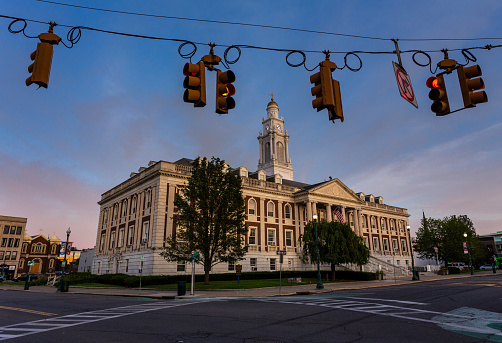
[1,275,502,342]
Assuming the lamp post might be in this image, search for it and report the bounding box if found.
[58,227,71,292]
[434,246,439,266]
[464,233,474,275]
[407,226,419,280]
[313,214,323,290]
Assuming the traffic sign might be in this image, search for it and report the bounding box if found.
[276,250,287,255]
[27,261,34,266]
[393,61,418,108]
[191,251,199,258]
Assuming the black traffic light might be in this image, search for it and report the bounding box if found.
[426,75,450,116]
[26,26,61,88]
[310,60,343,122]
[216,70,236,114]
[183,61,206,107]
[457,64,488,108]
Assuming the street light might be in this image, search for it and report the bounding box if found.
[464,233,474,275]
[58,227,71,292]
[434,246,439,266]
[313,214,324,290]
[407,226,419,281]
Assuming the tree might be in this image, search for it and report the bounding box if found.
[415,214,485,267]
[160,157,248,284]
[299,221,369,280]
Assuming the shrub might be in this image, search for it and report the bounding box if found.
[447,267,460,274]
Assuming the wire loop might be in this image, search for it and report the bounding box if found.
[223,45,241,65]
[286,50,306,68]
[343,52,362,72]
[178,41,197,60]
[461,49,477,62]
[7,18,38,38]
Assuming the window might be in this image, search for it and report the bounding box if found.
[0,251,3,259]
[267,202,275,217]
[125,259,129,272]
[1,238,6,247]
[14,239,19,247]
[228,262,235,271]
[102,209,108,229]
[8,238,13,247]
[100,234,105,251]
[132,196,137,214]
[362,216,367,228]
[393,239,398,251]
[177,261,186,272]
[396,260,400,266]
[10,226,15,234]
[267,229,276,246]
[128,225,135,245]
[142,221,150,243]
[401,240,407,252]
[373,238,379,251]
[5,251,11,260]
[250,258,257,271]
[248,228,256,245]
[276,141,285,163]
[51,244,57,254]
[49,259,54,270]
[284,204,291,219]
[381,218,386,230]
[399,221,404,232]
[97,262,101,274]
[22,243,27,253]
[122,200,128,218]
[390,220,395,231]
[371,217,376,229]
[113,204,118,223]
[285,231,293,247]
[19,258,24,268]
[16,227,22,235]
[146,189,152,209]
[118,229,124,248]
[270,258,276,271]
[248,199,256,216]
[31,243,44,253]
[3,226,8,234]
[363,237,369,248]
[110,231,116,249]
[383,238,389,251]
[350,213,354,227]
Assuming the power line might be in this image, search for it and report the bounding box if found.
[33,0,502,42]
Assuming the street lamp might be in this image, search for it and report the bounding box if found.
[58,227,71,292]
[313,214,323,290]
[464,233,474,275]
[434,246,439,266]
[407,226,419,281]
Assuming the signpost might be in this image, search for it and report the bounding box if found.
[190,251,199,296]
[393,61,418,108]
[235,264,242,284]
[276,250,286,293]
[139,255,144,295]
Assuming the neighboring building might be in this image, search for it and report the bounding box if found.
[18,231,62,275]
[0,215,27,279]
[78,247,95,273]
[92,99,412,276]
[480,231,502,260]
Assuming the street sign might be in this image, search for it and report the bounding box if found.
[393,61,418,108]
[235,264,242,275]
[276,250,287,255]
[27,261,34,266]
[191,251,199,258]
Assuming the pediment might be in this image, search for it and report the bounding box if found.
[310,179,362,202]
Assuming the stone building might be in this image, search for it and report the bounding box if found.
[92,99,412,276]
[0,215,27,279]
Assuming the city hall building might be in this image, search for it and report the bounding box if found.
[92,99,412,276]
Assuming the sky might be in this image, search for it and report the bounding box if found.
[1,1,501,249]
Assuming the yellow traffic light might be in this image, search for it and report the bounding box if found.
[310,60,343,122]
[26,26,61,88]
[183,61,206,107]
[216,70,236,114]
[426,75,450,116]
[457,65,488,108]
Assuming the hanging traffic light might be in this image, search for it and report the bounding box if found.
[26,26,61,88]
[310,60,343,122]
[215,70,236,114]
[457,65,488,108]
[426,75,450,116]
[183,61,206,107]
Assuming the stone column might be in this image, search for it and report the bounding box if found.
[354,208,361,236]
[306,201,312,221]
[340,205,346,223]
[312,202,317,220]
[259,197,265,249]
[326,204,332,222]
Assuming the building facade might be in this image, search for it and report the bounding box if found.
[92,99,412,276]
[0,215,27,279]
[18,232,62,275]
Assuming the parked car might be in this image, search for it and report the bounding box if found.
[0,275,5,282]
[14,274,38,282]
[447,262,467,268]
[479,264,494,270]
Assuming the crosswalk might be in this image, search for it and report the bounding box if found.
[0,299,212,341]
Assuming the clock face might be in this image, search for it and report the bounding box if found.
[265,125,270,131]
[276,124,281,131]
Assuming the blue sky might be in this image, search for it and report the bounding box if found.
[1,1,501,248]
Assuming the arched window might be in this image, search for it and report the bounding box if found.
[51,244,57,254]
[132,196,137,214]
[265,142,271,162]
[276,142,285,163]
[248,199,257,215]
[113,204,118,222]
[284,204,291,219]
[381,218,386,229]
[267,201,275,217]
[122,200,128,218]
[19,258,25,268]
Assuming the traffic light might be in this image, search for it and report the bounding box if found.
[457,65,488,108]
[426,75,450,116]
[216,70,236,114]
[310,60,343,122]
[183,61,206,107]
[26,27,61,88]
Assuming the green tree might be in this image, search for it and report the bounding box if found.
[160,157,248,284]
[299,221,369,280]
[415,214,485,267]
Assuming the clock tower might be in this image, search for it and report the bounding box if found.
[257,97,294,180]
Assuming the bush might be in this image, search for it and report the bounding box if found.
[29,277,48,286]
[447,267,460,274]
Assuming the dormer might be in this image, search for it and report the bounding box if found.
[274,174,282,184]
[357,192,365,201]
[257,170,267,181]
[239,166,249,178]
[376,196,384,204]
[148,161,156,167]
[365,194,375,203]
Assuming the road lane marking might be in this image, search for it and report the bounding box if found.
[0,306,56,317]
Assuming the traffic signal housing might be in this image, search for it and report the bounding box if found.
[216,70,236,114]
[183,61,206,107]
[426,75,450,116]
[457,65,488,108]
[26,30,61,88]
[310,60,343,122]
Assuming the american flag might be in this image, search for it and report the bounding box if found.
[335,206,345,223]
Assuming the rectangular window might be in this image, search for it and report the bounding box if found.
[267,229,276,246]
[10,226,15,234]
[19,259,24,268]
[383,239,389,251]
[16,227,22,235]
[285,230,293,247]
[5,251,11,260]
[49,259,54,269]
[177,261,186,272]
[110,231,116,249]
[363,237,369,248]
[97,262,101,274]
[0,251,3,260]
[22,243,27,253]
[248,228,256,245]
[250,258,257,271]
[401,240,407,252]
[397,260,400,266]
[392,239,398,251]
[100,234,105,251]
[125,259,129,272]
[1,238,6,247]
[3,226,8,234]
[142,222,150,244]
[128,225,135,245]
[228,262,235,271]
[11,251,17,260]
[270,258,276,271]
[8,238,14,247]
[373,238,379,251]
[14,239,20,247]
[118,229,124,248]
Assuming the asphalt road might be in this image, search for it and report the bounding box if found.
[1,274,502,342]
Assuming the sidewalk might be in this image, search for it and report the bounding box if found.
[0,271,499,299]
